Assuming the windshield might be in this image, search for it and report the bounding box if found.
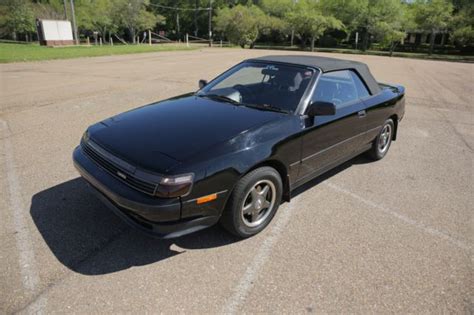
[198,62,316,113]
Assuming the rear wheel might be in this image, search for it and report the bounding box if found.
[367,119,394,160]
[220,167,282,238]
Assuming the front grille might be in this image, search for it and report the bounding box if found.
[81,141,157,195]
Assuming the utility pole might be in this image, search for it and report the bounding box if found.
[62,0,68,20]
[70,0,79,44]
[208,0,212,47]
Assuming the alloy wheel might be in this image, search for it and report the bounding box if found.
[378,124,392,154]
[241,180,276,228]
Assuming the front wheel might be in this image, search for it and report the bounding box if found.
[220,167,282,238]
[367,119,394,160]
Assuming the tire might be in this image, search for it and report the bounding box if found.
[220,166,283,238]
[367,119,394,160]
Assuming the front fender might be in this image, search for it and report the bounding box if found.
[182,116,302,202]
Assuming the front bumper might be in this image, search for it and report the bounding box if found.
[73,146,219,238]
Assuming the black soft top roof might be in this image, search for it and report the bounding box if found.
[248,55,381,95]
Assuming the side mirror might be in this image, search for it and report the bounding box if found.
[199,79,208,89]
[306,101,336,117]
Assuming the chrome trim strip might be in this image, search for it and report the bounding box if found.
[366,125,383,134]
[289,161,300,168]
[295,143,373,186]
[301,125,382,162]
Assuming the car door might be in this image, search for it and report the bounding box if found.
[297,70,369,181]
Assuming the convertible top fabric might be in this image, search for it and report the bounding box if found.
[248,55,381,95]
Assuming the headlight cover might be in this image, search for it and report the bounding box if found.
[82,130,90,143]
[155,173,194,198]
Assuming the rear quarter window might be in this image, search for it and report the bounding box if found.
[350,71,370,98]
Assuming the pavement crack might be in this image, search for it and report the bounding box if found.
[434,108,473,152]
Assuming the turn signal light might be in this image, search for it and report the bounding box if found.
[197,193,217,204]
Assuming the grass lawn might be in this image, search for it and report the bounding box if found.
[0,43,197,63]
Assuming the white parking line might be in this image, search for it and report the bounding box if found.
[222,199,299,314]
[324,182,471,252]
[1,119,45,313]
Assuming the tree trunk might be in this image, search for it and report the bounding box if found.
[176,11,180,40]
[250,31,258,49]
[362,29,369,51]
[300,36,307,49]
[130,27,136,44]
[345,31,351,42]
[101,27,108,44]
[310,36,315,52]
[429,29,435,55]
[194,0,199,37]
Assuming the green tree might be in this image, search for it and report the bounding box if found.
[0,0,36,41]
[450,0,474,47]
[320,0,416,52]
[259,0,291,42]
[321,0,367,42]
[260,0,292,19]
[353,0,407,51]
[284,0,343,51]
[369,0,415,56]
[76,0,118,41]
[413,0,453,55]
[114,0,165,43]
[148,0,238,40]
[214,4,276,48]
[31,0,65,20]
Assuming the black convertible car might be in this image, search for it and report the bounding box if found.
[73,55,405,238]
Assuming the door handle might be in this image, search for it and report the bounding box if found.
[358,110,367,118]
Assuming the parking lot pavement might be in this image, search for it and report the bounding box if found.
[0,48,472,313]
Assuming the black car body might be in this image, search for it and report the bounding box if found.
[73,55,405,238]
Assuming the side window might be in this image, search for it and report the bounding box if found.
[312,70,369,108]
[350,71,370,98]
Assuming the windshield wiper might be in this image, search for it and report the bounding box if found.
[199,94,241,105]
[198,94,289,114]
[244,103,290,114]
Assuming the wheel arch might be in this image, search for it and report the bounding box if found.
[389,114,398,141]
[246,159,291,202]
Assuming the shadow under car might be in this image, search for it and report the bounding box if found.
[30,155,371,275]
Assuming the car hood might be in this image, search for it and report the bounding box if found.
[88,94,284,174]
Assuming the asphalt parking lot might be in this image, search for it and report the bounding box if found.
[1,48,473,314]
